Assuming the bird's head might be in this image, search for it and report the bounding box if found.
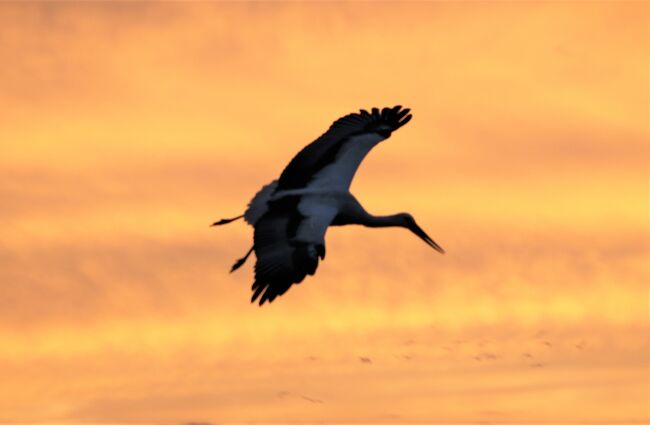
[398,213,445,254]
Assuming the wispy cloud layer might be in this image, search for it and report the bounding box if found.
[0,1,647,423]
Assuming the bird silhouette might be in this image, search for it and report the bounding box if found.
[213,106,444,305]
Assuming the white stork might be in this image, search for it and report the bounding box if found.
[213,105,444,305]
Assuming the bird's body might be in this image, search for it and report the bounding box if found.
[213,106,444,305]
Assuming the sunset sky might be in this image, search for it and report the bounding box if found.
[0,2,648,424]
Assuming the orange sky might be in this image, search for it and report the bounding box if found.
[0,2,648,424]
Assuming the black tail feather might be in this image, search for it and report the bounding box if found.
[211,214,244,226]
[230,246,254,273]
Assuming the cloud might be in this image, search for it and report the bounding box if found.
[0,1,647,423]
[183,422,216,425]
[300,395,324,404]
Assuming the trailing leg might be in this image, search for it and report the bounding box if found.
[211,214,244,226]
[231,246,254,273]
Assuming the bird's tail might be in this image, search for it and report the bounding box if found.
[211,214,244,226]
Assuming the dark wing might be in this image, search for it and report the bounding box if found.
[251,196,337,305]
[276,105,412,191]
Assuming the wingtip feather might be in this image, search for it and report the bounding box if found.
[399,114,412,127]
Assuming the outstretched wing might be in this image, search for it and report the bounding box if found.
[276,105,412,192]
[251,195,338,305]
[244,180,278,225]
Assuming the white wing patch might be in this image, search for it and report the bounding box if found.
[308,133,385,191]
[244,180,278,225]
[293,196,339,245]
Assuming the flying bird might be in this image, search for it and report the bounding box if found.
[213,106,444,305]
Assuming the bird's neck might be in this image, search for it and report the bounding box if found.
[362,213,404,228]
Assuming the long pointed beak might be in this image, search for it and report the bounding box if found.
[409,222,445,254]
